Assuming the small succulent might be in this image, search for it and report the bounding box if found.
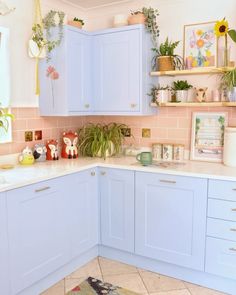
[73,17,85,26]
[172,80,193,91]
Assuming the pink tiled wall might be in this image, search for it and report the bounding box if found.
[1,107,236,156]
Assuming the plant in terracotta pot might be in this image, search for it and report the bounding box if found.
[78,123,129,159]
[152,37,183,71]
[128,7,159,46]
[68,17,85,29]
[172,80,193,102]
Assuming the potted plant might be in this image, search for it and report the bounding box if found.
[0,107,14,133]
[152,38,183,71]
[128,7,159,46]
[148,84,170,104]
[68,17,85,29]
[78,123,129,159]
[221,68,236,101]
[172,80,193,102]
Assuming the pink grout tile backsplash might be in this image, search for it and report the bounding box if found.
[0,107,236,156]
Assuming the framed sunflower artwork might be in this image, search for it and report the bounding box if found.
[184,21,218,69]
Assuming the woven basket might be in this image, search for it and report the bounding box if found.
[157,56,174,71]
[68,21,83,29]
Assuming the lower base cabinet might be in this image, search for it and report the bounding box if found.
[0,193,9,295]
[135,172,208,271]
[100,168,135,252]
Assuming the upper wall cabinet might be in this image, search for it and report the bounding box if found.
[39,25,155,116]
[92,25,155,115]
[39,26,92,116]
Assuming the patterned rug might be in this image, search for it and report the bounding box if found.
[66,277,140,295]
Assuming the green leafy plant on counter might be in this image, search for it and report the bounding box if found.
[73,17,85,26]
[78,123,130,159]
[172,80,193,91]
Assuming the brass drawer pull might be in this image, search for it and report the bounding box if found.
[91,171,96,176]
[230,228,236,232]
[232,208,236,212]
[159,179,176,184]
[229,247,236,252]
[232,188,236,191]
[100,171,106,176]
[35,186,50,193]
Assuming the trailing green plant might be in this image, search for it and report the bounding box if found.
[152,37,184,70]
[221,68,236,89]
[42,10,65,61]
[172,80,193,91]
[0,107,14,133]
[32,24,47,51]
[78,123,129,159]
[148,84,170,102]
[131,7,159,47]
[73,17,85,26]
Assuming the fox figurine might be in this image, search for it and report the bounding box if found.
[46,139,59,161]
[61,131,78,159]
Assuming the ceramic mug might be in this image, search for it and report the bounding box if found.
[136,152,152,166]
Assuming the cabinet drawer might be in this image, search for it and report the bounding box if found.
[206,237,236,280]
[207,218,236,242]
[208,198,236,222]
[209,179,236,201]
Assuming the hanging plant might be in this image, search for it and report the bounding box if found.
[0,107,14,133]
[43,10,65,61]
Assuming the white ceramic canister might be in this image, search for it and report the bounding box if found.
[152,143,162,160]
[173,144,185,161]
[162,143,173,161]
[223,127,236,167]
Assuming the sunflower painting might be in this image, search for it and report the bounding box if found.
[184,22,217,69]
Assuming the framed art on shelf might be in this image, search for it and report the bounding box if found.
[190,112,228,162]
[184,21,218,69]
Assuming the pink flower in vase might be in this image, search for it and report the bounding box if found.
[46,66,56,77]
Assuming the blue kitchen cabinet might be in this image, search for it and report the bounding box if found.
[39,26,92,116]
[92,25,155,115]
[100,168,135,252]
[0,192,9,295]
[7,177,71,294]
[135,172,208,271]
[66,169,99,259]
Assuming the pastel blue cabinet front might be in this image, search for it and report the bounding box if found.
[39,26,92,116]
[66,169,99,259]
[0,193,9,295]
[100,168,135,252]
[7,177,70,294]
[92,25,155,115]
[135,172,208,271]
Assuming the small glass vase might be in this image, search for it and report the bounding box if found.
[223,47,230,67]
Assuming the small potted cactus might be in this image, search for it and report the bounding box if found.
[68,17,85,29]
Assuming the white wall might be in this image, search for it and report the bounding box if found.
[0,0,86,107]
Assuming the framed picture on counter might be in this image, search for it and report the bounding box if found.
[190,112,228,162]
[183,21,218,69]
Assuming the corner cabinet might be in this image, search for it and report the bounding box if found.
[135,172,208,271]
[39,25,155,116]
[100,168,135,252]
[39,26,92,116]
[92,25,155,115]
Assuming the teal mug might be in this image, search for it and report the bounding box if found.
[136,152,152,166]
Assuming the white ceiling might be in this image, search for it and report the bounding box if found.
[62,0,132,10]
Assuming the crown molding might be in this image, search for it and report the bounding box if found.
[61,0,132,11]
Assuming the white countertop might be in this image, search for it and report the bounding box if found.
[1,155,236,192]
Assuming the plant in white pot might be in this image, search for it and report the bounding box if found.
[78,123,129,159]
[172,80,193,102]
[221,67,236,101]
[148,84,170,104]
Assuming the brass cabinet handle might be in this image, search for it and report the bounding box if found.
[100,171,106,176]
[130,104,137,108]
[230,228,236,232]
[232,208,236,212]
[229,247,236,252]
[159,179,176,184]
[91,171,96,176]
[35,186,50,193]
[84,104,90,108]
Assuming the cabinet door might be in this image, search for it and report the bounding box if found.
[7,177,70,294]
[100,168,135,252]
[135,172,207,271]
[0,193,9,295]
[93,29,140,113]
[67,29,92,113]
[66,169,98,258]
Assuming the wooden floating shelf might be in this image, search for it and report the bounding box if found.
[150,102,236,107]
[150,67,235,77]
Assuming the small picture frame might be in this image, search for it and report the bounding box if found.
[183,21,218,69]
[190,112,228,162]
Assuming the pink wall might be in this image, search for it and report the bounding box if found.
[1,106,236,156]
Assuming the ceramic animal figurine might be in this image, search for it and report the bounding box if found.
[18,147,35,165]
[33,143,47,162]
[61,131,78,159]
[46,139,59,161]
[195,87,208,102]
